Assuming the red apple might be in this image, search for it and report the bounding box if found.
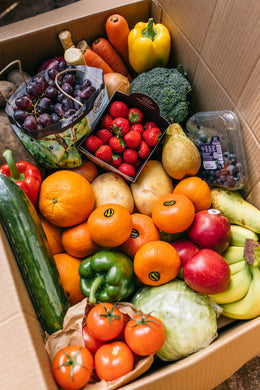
[187,209,231,254]
[183,248,230,295]
[171,238,200,267]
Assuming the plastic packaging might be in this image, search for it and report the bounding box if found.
[186,111,248,190]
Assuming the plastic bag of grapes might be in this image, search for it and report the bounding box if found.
[5,62,109,169]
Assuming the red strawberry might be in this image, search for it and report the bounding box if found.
[85,135,103,153]
[95,144,112,162]
[124,130,142,148]
[130,123,145,135]
[123,148,138,164]
[96,128,113,144]
[144,121,157,130]
[109,136,126,153]
[100,114,113,130]
[128,107,143,124]
[142,127,161,147]
[118,163,136,178]
[110,153,122,168]
[109,101,128,118]
[138,140,150,159]
[112,117,130,136]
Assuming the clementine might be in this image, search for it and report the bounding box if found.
[173,176,212,211]
[87,203,132,247]
[152,193,195,233]
[120,213,160,258]
[70,158,99,183]
[39,214,64,255]
[62,221,100,258]
[134,240,181,286]
[53,253,85,305]
[38,170,95,228]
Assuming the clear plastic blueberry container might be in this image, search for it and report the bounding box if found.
[186,110,248,190]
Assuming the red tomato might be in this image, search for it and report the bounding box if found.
[86,302,125,341]
[94,341,134,381]
[51,345,93,390]
[82,323,105,355]
[124,313,166,356]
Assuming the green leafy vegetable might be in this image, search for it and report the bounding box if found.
[130,66,192,123]
[132,279,218,361]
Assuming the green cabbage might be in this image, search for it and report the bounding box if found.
[132,279,218,361]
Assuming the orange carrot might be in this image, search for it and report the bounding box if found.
[82,47,113,75]
[105,14,130,66]
[92,37,132,82]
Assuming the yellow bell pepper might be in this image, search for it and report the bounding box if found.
[128,18,171,74]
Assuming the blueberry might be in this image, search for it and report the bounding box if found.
[199,133,208,143]
[226,165,236,176]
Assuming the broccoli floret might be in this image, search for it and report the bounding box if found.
[130,66,192,123]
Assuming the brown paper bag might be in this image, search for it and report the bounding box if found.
[45,298,154,390]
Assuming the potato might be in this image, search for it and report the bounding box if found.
[91,172,134,213]
[131,160,173,216]
[7,70,31,88]
[0,81,16,108]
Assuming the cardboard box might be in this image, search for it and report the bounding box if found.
[0,0,259,389]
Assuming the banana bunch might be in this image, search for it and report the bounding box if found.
[213,225,260,320]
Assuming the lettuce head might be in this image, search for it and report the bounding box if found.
[132,279,218,361]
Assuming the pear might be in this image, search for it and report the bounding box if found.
[162,123,201,180]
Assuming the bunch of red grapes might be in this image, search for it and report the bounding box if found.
[12,61,96,132]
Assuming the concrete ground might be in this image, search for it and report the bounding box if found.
[0,1,259,389]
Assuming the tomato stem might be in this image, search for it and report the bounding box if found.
[97,301,121,324]
[58,348,86,381]
[130,311,159,328]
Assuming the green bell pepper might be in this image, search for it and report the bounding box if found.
[79,250,135,304]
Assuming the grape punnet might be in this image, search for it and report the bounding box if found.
[13,61,97,132]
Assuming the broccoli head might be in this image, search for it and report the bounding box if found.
[130,66,192,123]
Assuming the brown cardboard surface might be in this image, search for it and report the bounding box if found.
[157,0,218,54]
[0,0,259,389]
[237,59,260,133]
[201,1,260,105]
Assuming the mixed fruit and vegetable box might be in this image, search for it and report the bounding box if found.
[0,11,259,390]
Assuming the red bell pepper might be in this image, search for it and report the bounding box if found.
[0,149,42,206]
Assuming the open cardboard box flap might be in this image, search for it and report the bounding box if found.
[0,0,259,389]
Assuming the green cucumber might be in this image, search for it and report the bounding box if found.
[0,173,70,334]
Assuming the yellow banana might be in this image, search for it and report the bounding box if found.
[229,260,247,275]
[230,225,259,246]
[220,265,260,320]
[223,246,245,264]
[213,261,252,304]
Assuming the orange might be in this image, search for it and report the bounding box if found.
[134,240,181,286]
[120,213,160,258]
[39,214,64,255]
[38,170,95,228]
[61,221,100,258]
[173,176,212,211]
[69,158,99,183]
[53,253,85,305]
[152,193,195,234]
[87,203,133,247]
